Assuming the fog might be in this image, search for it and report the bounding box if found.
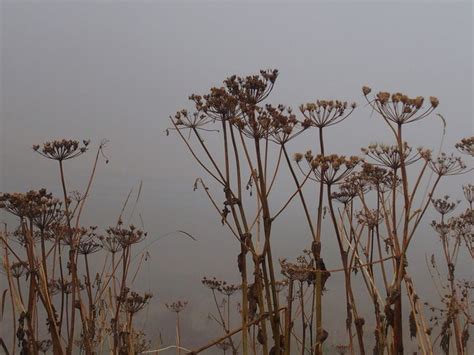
[1,1,472,352]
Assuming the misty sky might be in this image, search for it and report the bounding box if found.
[1,1,472,352]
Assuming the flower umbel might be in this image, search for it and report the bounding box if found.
[33,139,89,161]
[300,99,356,128]
[362,87,438,125]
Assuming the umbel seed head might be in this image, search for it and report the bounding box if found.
[33,139,90,161]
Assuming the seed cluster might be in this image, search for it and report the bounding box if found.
[361,143,426,170]
[427,153,466,176]
[33,139,89,161]
[165,300,188,314]
[300,100,356,128]
[455,136,474,156]
[362,87,439,125]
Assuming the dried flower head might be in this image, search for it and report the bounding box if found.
[293,152,304,163]
[193,87,239,120]
[170,70,279,138]
[358,162,399,193]
[363,88,438,125]
[218,283,241,296]
[118,289,153,315]
[237,104,305,144]
[106,225,146,248]
[309,154,362,185]
[171,108,218,134]
[331,182,360,204]
[300,99,356,128]
[427,153,467,176]
[10,261,29,279]
[33,139,89,161]
[99,234,123,254]
[449,215,472,239]
[77,240,101,255]
[280,258,312,283]
[455,136,474,156]
[462,184,474,204]
[165,300,188,313]
[57,225,88,247]
[431,196,460,216]
[361,143,425,170]
[202,276,223,290]
[430,221,451,238]
[32,194,63,231]
[225,69,279,105]
[268,105,305,143]
[0,189,55,220]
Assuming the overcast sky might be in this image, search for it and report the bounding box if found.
[1,1,472,351]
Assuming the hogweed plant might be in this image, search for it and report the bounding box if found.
[0,140,154,354]
[166,300,188,355]
[202,277,240,354]
[170,70,472,355]
[0,70,471,355]
[426,188,473,355]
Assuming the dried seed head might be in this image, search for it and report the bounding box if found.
[455,136,474,156]
[431,196,460,216]
[462,184,474,204]
[77,240,101,255]
[106,225,146,248]
[430,96,439,108]
[300,98,356,128]
[293,152,304,163]
[309,154,362,185]
[428,153,467,176]
[362,142,423,170]
[33,139,89,161]
[364,89,437,125]
[431,220,450,237]
[10,261,29,279]
[165,300,188,313]
[218,283,241,296]
[202,276,222,290]
[118,290,153,315]
[99,234,122,254]
[331,183,359,204]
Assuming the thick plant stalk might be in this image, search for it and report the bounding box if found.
[255,138,280,348]
[1,228,18,355]
[284,279,294,355]
[327,185,365,354]
[176,312,181,355]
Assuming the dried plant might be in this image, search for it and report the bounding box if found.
[170,74,471,354]
[455,136,474,156]
[2,69,472,355]
[166,300,188,355]
[0,139,153,355]
[426,189,473,354]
